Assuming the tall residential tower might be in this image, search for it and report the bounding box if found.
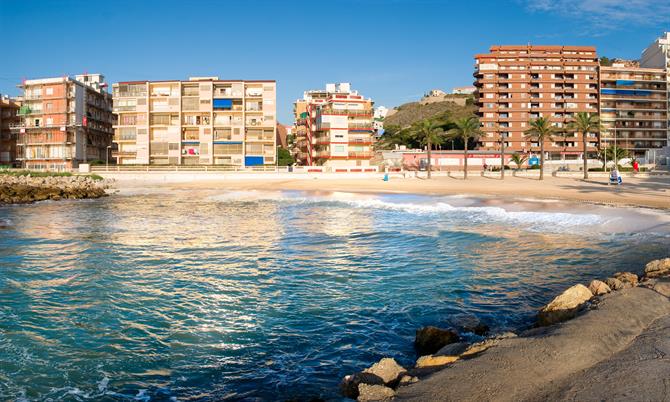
[474,46,599,159]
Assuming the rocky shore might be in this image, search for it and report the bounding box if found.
[0,174,111,204]
[340,257,670,401]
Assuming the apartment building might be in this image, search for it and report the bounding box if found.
[599,63,668,156]
[293,83,374,167]
[640,32,670,160]
[11,74,114,171]
[0,95,21,167]
[112,78,276,166]
[474,45,600,159]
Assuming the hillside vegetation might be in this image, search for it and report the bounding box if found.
[384,99,477,128]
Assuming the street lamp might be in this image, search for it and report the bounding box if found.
[106,145,111,171]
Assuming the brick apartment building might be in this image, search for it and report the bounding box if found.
[112,78,276,166]
[0,95,21,167]
[11,74,114,171]
[474,45,600,160]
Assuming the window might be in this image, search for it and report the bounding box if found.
[45,87,53,96]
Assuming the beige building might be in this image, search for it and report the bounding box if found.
[11,74,114,171]
[293,83,374,167]
[112,77,276,166]
[599,64,668,157]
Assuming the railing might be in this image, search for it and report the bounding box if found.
[348,152,374,158]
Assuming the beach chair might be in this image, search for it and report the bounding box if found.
[609,170,622,186]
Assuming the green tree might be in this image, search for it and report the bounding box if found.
[277,147,295,166]
[567,112,600,179]
[599,145,629,168]
[510,153,528,171]
[410,119,445,179]
[524,117,557,180]
[446,116,482,179]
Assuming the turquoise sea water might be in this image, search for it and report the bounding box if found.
[0,189,668,401]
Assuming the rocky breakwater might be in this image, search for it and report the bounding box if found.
[0,174,110,204]
[339,258,670,401]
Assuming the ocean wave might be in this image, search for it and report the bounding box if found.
[209,191,606,230]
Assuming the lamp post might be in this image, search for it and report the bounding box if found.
[106,145,111,171]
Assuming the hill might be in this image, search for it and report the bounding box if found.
[384,98,477,128]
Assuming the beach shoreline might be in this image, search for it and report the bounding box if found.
[107,174,670,210]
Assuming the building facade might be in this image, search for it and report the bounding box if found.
[640,32,670,161]
[293,83,374,166]
[112,78,276,166]
[11,74,114,171]
[474,45,600,159]
[0,95,20,167]
[599,64,668,157]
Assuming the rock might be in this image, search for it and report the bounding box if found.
[398,375,419,386]
[614,272,638,287]
[453,314,490,336]
[606,277,625,291]
[340,373,384,399]
[414,326,459,355]
[644,258,670,278]
[588,280,611,296]
[362,358,406,387]
[537,284,593,326]
[435,342,469,356]
[340,358,406,398]
[415,354,459,368]
[461,338,500,357]
[357,384,395,401]
[647,278,670,298]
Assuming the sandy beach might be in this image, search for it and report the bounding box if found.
[112,174,670,210]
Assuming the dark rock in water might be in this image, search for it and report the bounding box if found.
[340,372,384,399]
[0,175,109,204]
[357,384,395,401]
[415,326,459,355]
[452,313,490,336]
[614,272,638,287]
[644,258,670,279]
[606,277,625,291]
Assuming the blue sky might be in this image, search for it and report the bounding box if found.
[1,0,668,123]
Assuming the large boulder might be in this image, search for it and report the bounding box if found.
[588,280,611,296]
[362,358,406,387]
[357,384,395,401]
[340,373,384,399]
[614,272,638,287]
[340,358,406,399]
[644,258,670,278]
[414,326,459,355]
[606,277,625,291]
[537,284,593,326]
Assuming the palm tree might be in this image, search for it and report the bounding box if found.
[510,153,528,171]
[568,112,600,179]
[411,119,444,179]
[524,117,557,180]
[447,116,481,179]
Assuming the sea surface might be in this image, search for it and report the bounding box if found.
[0,189,668,401]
